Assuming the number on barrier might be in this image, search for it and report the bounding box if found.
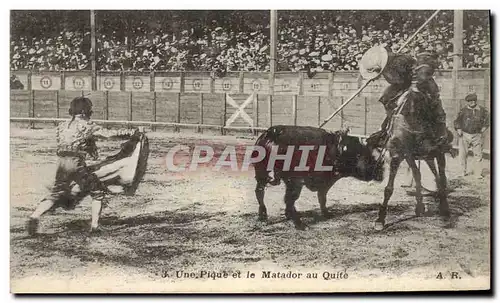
[133,77,144,89]
[73,77,84,89]
[311,81,321,91]
[193,79,202,91]
[252,80,261,91]
[222,79,232,91]
[162,78,173,90]
[103,78,114,89]
[282,80,291,91]
[40,76,52,89]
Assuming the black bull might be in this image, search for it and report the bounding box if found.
[253,125,385,229]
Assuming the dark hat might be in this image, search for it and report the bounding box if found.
[416,50,438,60]
[465,93,477,101]
[69,97,93,116]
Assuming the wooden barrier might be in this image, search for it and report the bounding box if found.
[10,69,490,151]
[9,117,267,132]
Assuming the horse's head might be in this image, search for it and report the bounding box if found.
[397,88,434,126]
[396,87,433,132]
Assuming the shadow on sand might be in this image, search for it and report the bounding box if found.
[13,209,229,270]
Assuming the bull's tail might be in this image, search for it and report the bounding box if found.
[254,128,281,186]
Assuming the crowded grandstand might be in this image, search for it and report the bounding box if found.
[10,10,490,73]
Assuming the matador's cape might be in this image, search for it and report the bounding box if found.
[68,131,150,202]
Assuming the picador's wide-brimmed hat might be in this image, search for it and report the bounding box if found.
[359,45,389,80]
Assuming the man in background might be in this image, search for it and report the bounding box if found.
[10,74,24,89]
[454,92,490,177]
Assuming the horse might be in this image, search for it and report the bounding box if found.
[368,88,453,230]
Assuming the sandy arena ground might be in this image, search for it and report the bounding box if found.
[10,125,491,293]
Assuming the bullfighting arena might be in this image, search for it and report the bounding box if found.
[10,125,490,292]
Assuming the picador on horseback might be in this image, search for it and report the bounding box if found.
[361,45,453,153]
[359,45,454,229]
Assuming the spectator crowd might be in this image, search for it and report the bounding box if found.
[10,10,490,73]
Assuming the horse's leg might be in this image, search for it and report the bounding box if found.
[284,178,304,230]
[375,157,402,230]
[424,158,439,184]
[424,157,440,197]
[406,156,425,216]
[255,176,268,221]
[436,153,450,217]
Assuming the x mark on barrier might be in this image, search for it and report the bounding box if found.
[225,93,254,127]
